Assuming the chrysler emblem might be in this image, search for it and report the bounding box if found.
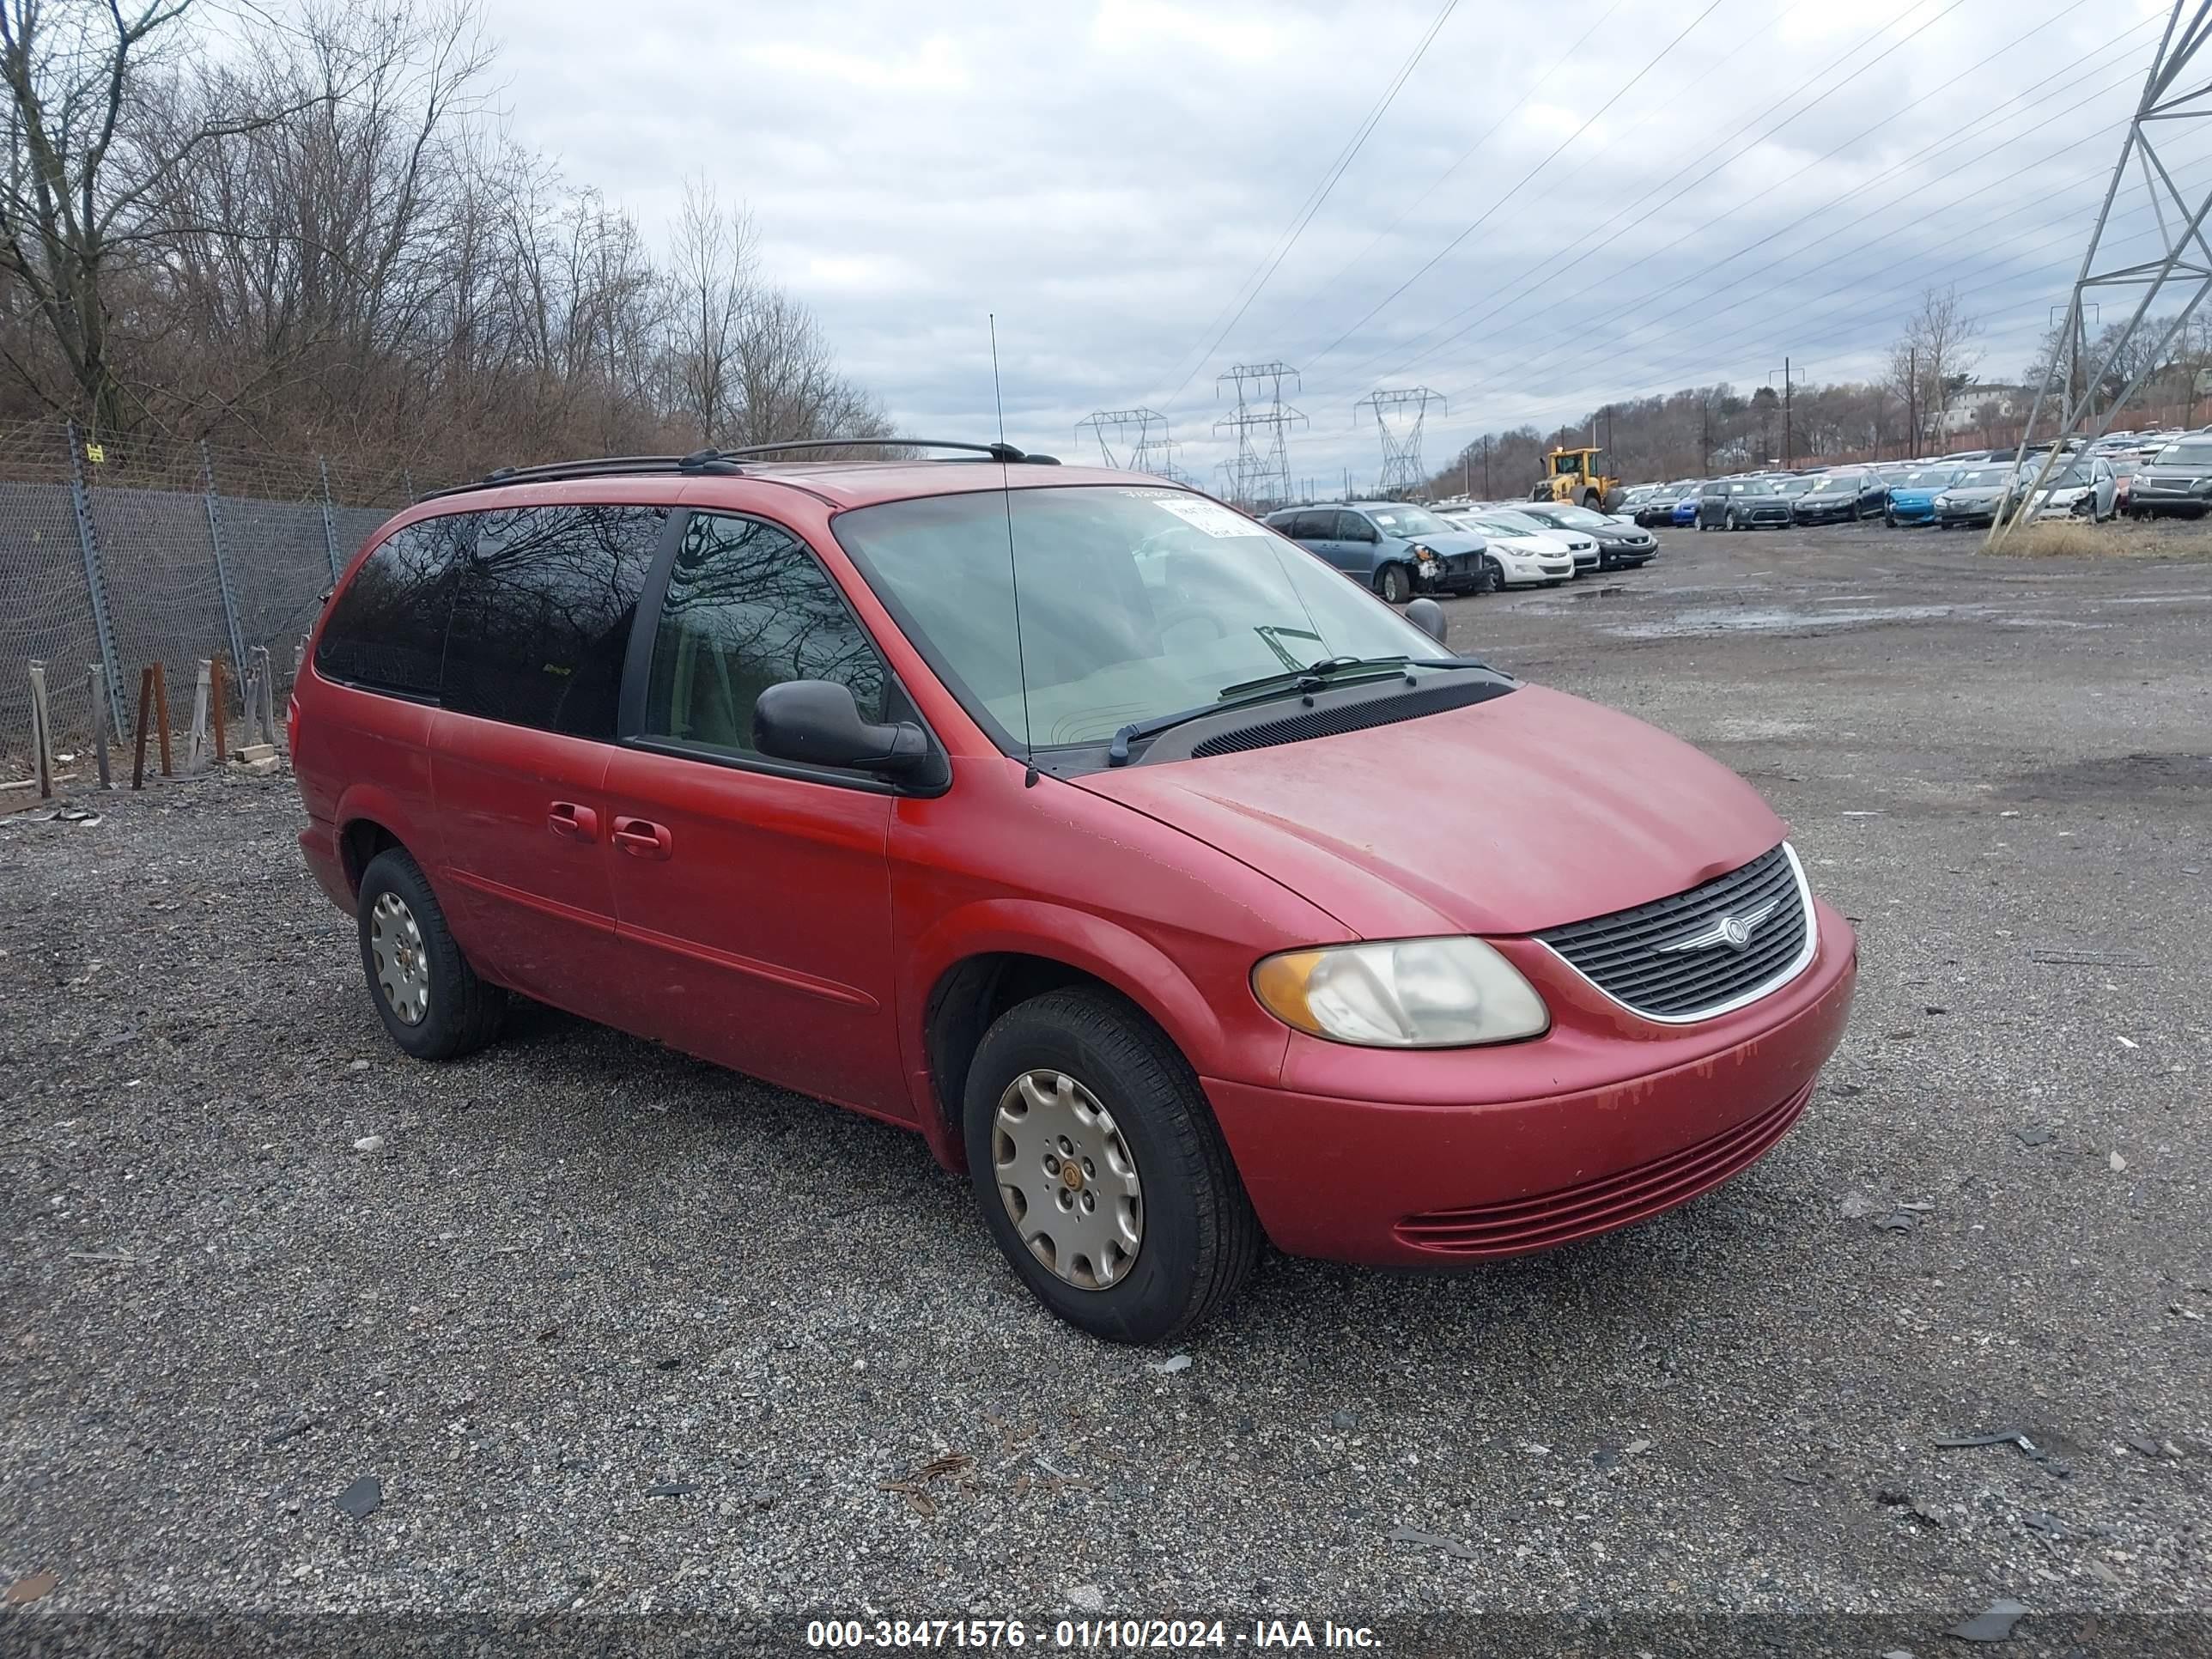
[1659,897,1780,955]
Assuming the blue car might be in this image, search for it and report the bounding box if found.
[1670,487,1703,528]
[1884,465,1960,527]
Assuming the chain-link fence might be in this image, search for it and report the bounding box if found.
[0,422,447,776]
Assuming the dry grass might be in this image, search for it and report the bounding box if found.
[1984,517,2212,560]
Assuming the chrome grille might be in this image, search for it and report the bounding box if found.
[1537,844,1813,1021]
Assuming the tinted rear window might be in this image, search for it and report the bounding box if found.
[315,518,466,696]
[441,505,665,738]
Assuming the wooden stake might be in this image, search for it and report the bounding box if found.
[185,660,211,774]
[210,656,228,764]
[88,664,111,788]
[152,662,172,777]
[133,666,154,789]
[258,647,276,747]
[27,661,52,799]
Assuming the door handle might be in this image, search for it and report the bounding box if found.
[612,817,672,860]
[547,802,599,842]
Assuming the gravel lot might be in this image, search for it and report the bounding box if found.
[3,521,2209,1650]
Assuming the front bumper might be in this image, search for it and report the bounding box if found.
[1203,901,1856,1266]
[1497,555,1575,586]
[1417,556,1486,592]
[1791,502,1861,525]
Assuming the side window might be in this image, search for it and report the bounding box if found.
[440,504,664,738]
[1334,511,1374,541]
[1281,510,1321,540]
[314,518,465,696]
[642,514,885,758]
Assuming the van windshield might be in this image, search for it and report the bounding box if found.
[831,485,1449,751]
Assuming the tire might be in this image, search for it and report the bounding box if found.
[1478,556,1503,593]
[1884,511,1896,528]
[356,848,505,1061]
[1378,564,1411,605]
[1583,490,1601,511]
[962,988,1259,1344]
[1726,509,1740,532]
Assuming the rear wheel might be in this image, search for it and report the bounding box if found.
[356,848,505,1061]
[963,989,1259,1344]
[1378,564,1411,605]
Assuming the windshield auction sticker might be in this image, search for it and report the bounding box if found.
[1154,498,1259,538]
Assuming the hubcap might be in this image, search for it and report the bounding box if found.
[368,891,430,1026]
[992,1069,1143,1290]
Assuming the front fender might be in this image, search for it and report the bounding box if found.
[899,898,1274,1169]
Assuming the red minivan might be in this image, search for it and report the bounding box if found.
[292,442,1856,1342]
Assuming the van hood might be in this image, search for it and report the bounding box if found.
[1075,683,1784,939]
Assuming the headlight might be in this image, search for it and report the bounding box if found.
[1251,938,1548,1048]
[1409,543,1436,560]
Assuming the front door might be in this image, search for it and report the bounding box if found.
[429,501,665,1019]
[605,510,907,1118]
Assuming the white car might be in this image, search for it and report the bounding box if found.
[1440,509,1577,586]
[2030,457,2119,522]
[1477,506,1600,574]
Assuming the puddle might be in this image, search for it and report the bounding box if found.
[1606,604,1962,639]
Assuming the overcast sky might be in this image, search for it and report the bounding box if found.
[482,0,2182,487]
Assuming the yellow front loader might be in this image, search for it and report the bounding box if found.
[1532,447,1619,511]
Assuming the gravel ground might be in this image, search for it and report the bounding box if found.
[3,521,2209,1650]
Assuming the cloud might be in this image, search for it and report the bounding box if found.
[477,0,2186,485]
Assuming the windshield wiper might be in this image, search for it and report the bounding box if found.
[1104,657,1480,767]
[1218,653,1459,701]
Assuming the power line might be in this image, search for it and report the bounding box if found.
[1314,0,2080,402]
[1291,0,1733,376]
[1419,34,2160,415]
[1354,387,1446,496]
[1146,0,1461,407]
[1271,0,1636,335]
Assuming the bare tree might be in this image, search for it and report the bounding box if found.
[663,177,755,443]
[1888,286,1982,448]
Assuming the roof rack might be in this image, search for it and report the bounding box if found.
[713,438,1060,465]
[421,438,1062,502]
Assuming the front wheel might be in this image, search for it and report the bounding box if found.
[356,848,505,1060]
[963,989,1259,1344]
[1477,556,1503,593]
[1884,511,1896,528]
[1726,509,1740,532]
[1378,564,1411,605]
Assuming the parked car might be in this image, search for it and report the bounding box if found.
[1932,465,2026,528]
[1882,465,1960,527]
[1669,488,1703,528]
[1262,502,1491,601]
[293,442,1856,1342]
[1438,507,1578,586]
[1791,470,1887,525]
[1516,501,1658,568]
[1694,477,1795,531]
[1472,504,1599,573]
[2024,456,2118,522]
[2124,434,2212,518]
[1634,483,1692,527]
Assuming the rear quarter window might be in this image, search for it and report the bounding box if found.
[440,504,665,738]
[314,518,466,697]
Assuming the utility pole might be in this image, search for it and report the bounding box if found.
[1906,347,1917,459]
[1769,360,1808,468]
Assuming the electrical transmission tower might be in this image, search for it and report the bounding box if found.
[1075,407,1182,477]
[1994,0,2212,546]
[1354,387,1446,499]
[1214,362,1306,511]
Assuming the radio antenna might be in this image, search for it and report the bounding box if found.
[991,313,1038,786]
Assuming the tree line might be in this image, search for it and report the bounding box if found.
[1425,287,2212,496]
[0,0,887,478]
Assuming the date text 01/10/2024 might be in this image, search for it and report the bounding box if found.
[802,1618,1382,1649]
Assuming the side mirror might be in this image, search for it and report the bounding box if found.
[1404,597,1449,646]
[753,679,933,778]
